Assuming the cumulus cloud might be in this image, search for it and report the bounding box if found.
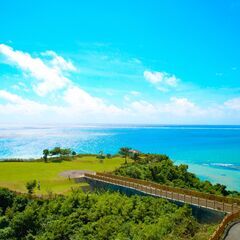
[164,97,204,116]
[129,97,203,118]
[0,87,239,124]
[0,44,72,96]
[63,86,124,116]
[12,82,30,92]
[0,90,60,115]
[130,100,157,115]
[224,98,240,110]
[1,44,240,124]
[0,44,126,122]
[130,91,140,96]
[144,70,179,91]
[0,88,125,124]
[41,50,76,72]
[123,91,141,102]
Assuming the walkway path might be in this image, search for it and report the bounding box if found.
[224,222,240,240]
[71,171,240,240]
[84,172,240,213]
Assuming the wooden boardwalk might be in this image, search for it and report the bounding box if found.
[84,172,240,213]
[83,172,240,240]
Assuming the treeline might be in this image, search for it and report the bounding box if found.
[115,154,240,197]
[42,147,76,162]
[0,188,215,240]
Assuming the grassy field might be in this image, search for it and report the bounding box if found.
[0,156,125,195]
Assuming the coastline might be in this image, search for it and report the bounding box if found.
[0,124,240,191]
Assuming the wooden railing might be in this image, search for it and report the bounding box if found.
[84,173,240,213]
[98,173,240,205]
[84,173,240,240]
[209,211,240,240]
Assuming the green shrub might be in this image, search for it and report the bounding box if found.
[25,180,37,194]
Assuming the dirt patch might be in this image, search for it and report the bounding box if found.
[59,170,95,179]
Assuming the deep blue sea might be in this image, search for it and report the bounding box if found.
[0,125,239,190]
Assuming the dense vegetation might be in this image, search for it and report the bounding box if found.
[115,154,240,197]
[0,188,216,240]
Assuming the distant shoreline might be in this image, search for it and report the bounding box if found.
[1,124,240,129]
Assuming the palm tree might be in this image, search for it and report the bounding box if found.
[119,147,131,164]
[43,149,49,162]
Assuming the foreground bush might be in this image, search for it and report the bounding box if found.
[0,188,216,240]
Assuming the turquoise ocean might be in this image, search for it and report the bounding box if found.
[0,125,239,191]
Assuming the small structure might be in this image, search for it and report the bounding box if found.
[128,149,140,154]
[128,149,141,159]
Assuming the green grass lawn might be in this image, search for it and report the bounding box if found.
[0,156,125,195]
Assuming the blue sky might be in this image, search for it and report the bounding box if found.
[0,0,240,124]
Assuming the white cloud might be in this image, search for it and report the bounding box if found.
[164,97,204,116]
[12,82,30,92]
[42,50,76,72]
[130,91,140,96]
[0,44,72,96]
[0,88,125,123]
[0,90,59,115]
[0,90,23,103]
[144,71,164,84]
[63,85,123,115]
[0,44,127,122]
[123,91,141,103]
[130,97,202,118]
[224,98,240,110]
[0,88,239,124]
[1,44,240,124]
[124,95,130,102]
[170,97,195,108]
[144,70,179,91]
[130,100,157,115]
[165,76,178,87]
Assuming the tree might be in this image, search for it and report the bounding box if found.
[43,149,49,162]
[50,147,61,156]
[72,151,77,156]
[25,180,37,194]
[119,147,131,164]
[60,148,71,156]
[97,151,105,163]
[130,152,140,161]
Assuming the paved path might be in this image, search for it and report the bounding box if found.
[225,222,240,240]
[60,170,95,178]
